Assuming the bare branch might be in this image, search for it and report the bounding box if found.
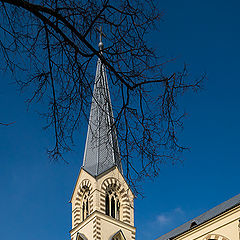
[0,0,203,195]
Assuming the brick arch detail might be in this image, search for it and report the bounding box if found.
[203,234,230,240]
[101,177,131,224]
[101,177,123,193]
[73,179,93,226]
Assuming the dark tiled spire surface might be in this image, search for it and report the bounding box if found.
[82,57,122,177]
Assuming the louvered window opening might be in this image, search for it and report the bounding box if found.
[105,190,120,220]
[82,191,90,221]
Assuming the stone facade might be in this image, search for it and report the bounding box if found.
[70,167,135,240]
[157,194,240,240]
[173,206,240,240]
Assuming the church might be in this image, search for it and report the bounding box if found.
[69,37,240,240]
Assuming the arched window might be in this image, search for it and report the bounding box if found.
[82,202,85,221]
[116,200,120,220]
[76,232,88,240]
[105,185,120,220]
[111,196,115,218]
[86,199,89,216]
[111,230,126,240]
[82,189,90,221]
[105,194,110,216]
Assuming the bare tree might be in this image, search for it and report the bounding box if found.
[0,0,203,194]
[0,122,14,126]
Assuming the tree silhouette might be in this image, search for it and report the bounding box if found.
[0,0,203,194]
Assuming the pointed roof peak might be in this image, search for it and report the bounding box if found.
[82,57,122,177]
[97,26,106,53]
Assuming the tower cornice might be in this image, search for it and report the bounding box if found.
[70,210,136,235]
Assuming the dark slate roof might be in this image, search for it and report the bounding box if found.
[82,58,122,177]
[156,193,240,240]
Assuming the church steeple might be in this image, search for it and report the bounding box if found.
[70,31,135,240]
[82,55,122,177]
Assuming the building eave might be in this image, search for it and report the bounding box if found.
[155,193,240,240]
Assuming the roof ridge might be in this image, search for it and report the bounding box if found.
[156,193,240,240]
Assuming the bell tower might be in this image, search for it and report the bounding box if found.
[70,32,136,240]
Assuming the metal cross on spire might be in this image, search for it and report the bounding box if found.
[97,26,106,52]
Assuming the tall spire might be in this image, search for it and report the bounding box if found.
[82,30,122,177]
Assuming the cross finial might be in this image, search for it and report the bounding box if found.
[97,26,106,52]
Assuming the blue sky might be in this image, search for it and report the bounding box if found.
[0,1,240,240]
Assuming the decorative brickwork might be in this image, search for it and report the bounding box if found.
[73,179,93,226]
[93,217,101,240]
[203,234,230,240]
[101,177,133,225]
